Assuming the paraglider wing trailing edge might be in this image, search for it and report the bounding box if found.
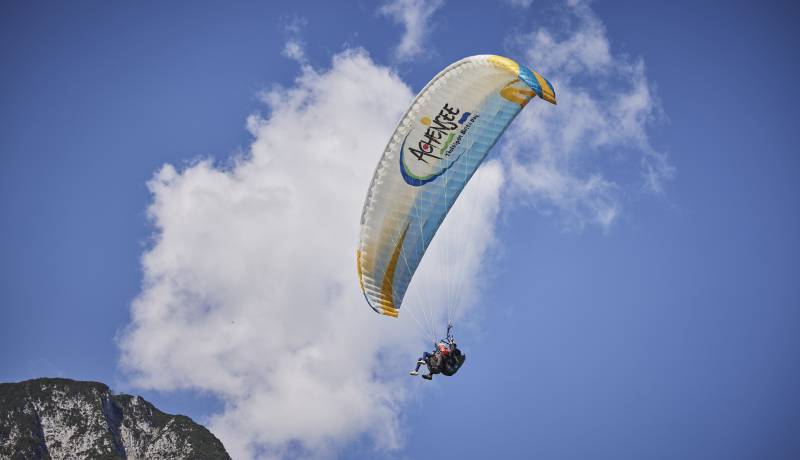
[357,55,557,318]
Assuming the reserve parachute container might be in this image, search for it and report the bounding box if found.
[357,55,556,319]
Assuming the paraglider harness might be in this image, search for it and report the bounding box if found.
[425,324,466,377]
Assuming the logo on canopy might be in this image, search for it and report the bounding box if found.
[400,103,478,186]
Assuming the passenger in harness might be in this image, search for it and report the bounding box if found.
[410,325,466,380]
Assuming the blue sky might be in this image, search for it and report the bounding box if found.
[2,1,799,458]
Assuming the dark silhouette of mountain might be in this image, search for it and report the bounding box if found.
[0,378,230,459]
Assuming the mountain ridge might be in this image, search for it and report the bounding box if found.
[0,377,230,459]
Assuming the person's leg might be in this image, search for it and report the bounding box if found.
[411,352,429,376]
[422,352,434,379]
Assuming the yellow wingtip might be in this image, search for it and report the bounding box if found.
[487,55,520,76]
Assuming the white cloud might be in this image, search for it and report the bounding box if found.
[504,0,534,8]
[282,39,306,64]
[504,0,673,229]
[282,16,309,67]
[119,49,503,459]
[379,0,445,61]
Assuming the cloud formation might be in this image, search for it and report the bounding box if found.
[119,49,503,459]
[503,0,673,229]
[504,0,534,8]
[379,0,445,61]
[282,16,309,67]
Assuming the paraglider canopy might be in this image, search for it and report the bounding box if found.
[357,55,556,328]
